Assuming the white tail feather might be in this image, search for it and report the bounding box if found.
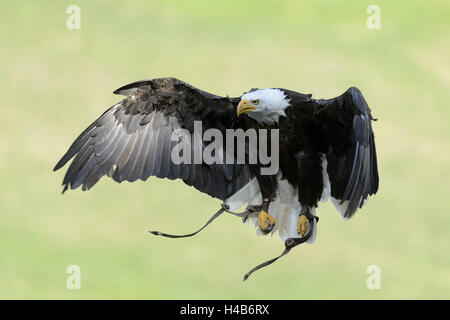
[224,174,317,243]
[321,155,369,220]
[224,154,371,244]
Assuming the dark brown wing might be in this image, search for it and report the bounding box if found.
[314,87,379,218]
[54,77,249,200]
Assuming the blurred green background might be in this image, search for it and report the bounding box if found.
[1,0,449,299]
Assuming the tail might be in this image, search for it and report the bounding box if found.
[224,175,318,244]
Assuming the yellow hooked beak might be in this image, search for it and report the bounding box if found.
[237,99,257,116]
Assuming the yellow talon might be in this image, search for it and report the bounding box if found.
[297,215,308,237]
[258,210,276,234]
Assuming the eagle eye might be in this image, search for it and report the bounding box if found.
[252,99,260,105]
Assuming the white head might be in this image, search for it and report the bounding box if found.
[236,88,291,125]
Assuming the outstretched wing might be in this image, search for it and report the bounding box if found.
[54,77,249,200]
[314,87,379,218]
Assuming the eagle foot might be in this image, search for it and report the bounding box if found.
[258,210,276,234]
[297,215,308,237]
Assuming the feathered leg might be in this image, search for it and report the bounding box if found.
[253,173,278,234]
[295,151,323,237]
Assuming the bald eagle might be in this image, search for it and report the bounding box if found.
[54,77,379,276]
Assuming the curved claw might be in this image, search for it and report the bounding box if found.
[258,210,276,234]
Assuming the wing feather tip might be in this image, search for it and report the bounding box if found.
[54,157,69,171]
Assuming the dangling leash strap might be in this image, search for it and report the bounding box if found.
[148,203,318,281]
[149,207,225,238]
[148,203,260,238]
[243,212,319,281]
